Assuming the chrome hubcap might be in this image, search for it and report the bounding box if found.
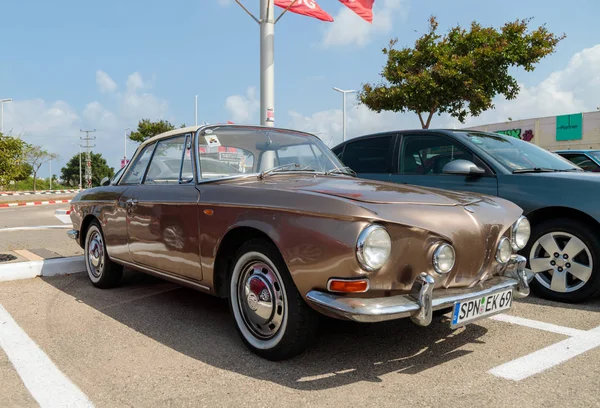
[237,261,284,339]
[87,231,104,278]
[529,231,593,293]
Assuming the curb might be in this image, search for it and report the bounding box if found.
[0,199,72,209]
[0,256,85,282]
[0,190,80,196]
[55,209,72,215]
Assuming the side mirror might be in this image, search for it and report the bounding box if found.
[100,176,111,186]
[442,159,486,176]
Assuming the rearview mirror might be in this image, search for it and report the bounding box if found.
[100,176,111,186]
[442,159,486,176]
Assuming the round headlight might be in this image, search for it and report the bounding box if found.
[433,243,455,274]
[496,237,512,263]
[512,216,531,250]
[356,225,391,271]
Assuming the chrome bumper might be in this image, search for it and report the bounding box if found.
[306,255,532,326]
[66,229,79,240]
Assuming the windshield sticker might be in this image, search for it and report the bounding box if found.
[471,137,483,144]
[204,135,221,148]
[205,129,213,134]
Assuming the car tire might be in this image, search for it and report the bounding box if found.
[523,218,600,303]
[84,221,123,289]
[228,239,319,361]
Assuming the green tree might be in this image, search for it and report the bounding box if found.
[15,162,33,182]
[24,145,59,192]
[60,151,115,188]
[0,133,27,188]
[359,16,565,128]
[128,119,186,143]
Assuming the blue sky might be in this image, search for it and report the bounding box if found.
[2,0,600,178]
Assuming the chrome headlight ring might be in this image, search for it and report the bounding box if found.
[433,242,456,274]
[511,216,531,251]
[496,237,512,263]
[356,224,392,271]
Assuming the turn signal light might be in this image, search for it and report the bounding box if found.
[327,279,369,293]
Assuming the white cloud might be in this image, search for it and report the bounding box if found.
[96,70,117,93]
[286,43,600,145]
[2,71,171,179]
[448,44,600,128]
[217,0,232,6]
[322,0,409,48]
[224,87,259,123]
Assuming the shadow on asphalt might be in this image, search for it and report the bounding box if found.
[43,270,488,391]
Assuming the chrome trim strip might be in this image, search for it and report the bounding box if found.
[117,259,211,292]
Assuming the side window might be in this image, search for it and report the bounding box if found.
[400,135,474,175]
[120,143,156,185]
[561,154,599,172]
[331,145,344,161]
[145,135,191,185]
[341,136,392,173]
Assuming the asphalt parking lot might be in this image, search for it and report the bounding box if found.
[0,270,598,408]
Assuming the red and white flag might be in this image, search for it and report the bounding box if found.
[338,0,374,23]
[275,0,334,22]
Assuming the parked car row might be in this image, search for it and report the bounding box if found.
[67,125,597,361]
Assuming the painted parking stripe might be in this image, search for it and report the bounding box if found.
[489,325,600,381]
[0,304,94,407]
[489,313,587,337]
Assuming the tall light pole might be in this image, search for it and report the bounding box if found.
[333,88,356,143]
[124,127,131,161]
[0,98,13,134]
[194,95,198,126]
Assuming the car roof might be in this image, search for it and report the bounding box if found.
[139,124,318,149]
[554,149,600,153]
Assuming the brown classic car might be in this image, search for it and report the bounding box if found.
[67,124,534,360]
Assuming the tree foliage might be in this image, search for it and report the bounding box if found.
[0,133,27,187]
[24,145,59,191]
[128,119,186,143]
[60,151,115,188]
[359,16,566,128]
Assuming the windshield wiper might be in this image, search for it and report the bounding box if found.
[258,163,315,179]
[512,167,558,174]
[324,166,357,177]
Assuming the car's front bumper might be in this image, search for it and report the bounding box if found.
[306,255,532,326]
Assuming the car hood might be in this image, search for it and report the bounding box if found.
[238,175,484,206]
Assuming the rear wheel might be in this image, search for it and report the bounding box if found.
[524,218,600,303]
[84,221,123,289]
[228,239,318,360]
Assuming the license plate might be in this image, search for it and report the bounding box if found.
[451,289,513,328]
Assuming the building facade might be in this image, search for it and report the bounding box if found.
[463,110,600,151]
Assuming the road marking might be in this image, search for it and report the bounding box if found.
[489,313,587,337]
[0,304,94,407]
[0,225,71,232]
[12,250,44,261]
[488,314,600,381]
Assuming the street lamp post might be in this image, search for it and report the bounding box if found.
[333,88,356,143]
[194,95,198,126]
[0,98,13,134]
[124,127,131,162]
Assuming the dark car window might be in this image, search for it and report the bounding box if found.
[340,136,392,173]
[559,154,600,172]
[144,135,193,185]
[400,135,474,175]
[120,142,156,185]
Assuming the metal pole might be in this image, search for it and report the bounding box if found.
[195,95,198,126]
[49,160,52,190]
[124,127,130,161]
[342,92,347,142]
[260,0,275,127]
[0,98,12,134]
[79,146,82,190]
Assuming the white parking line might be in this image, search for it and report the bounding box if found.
[488,313,600,381]
[0,304,94,407]
[489,313,587,337]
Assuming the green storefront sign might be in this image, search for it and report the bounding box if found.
[556,113,583,141]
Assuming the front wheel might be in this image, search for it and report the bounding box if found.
[84,221,123,289]
[524,218,600,303]
[228,239,318,360]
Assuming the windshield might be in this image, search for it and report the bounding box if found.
[196,127,347,179]
[460,131,579,172]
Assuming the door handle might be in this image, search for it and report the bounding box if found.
[126,199,138,207]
